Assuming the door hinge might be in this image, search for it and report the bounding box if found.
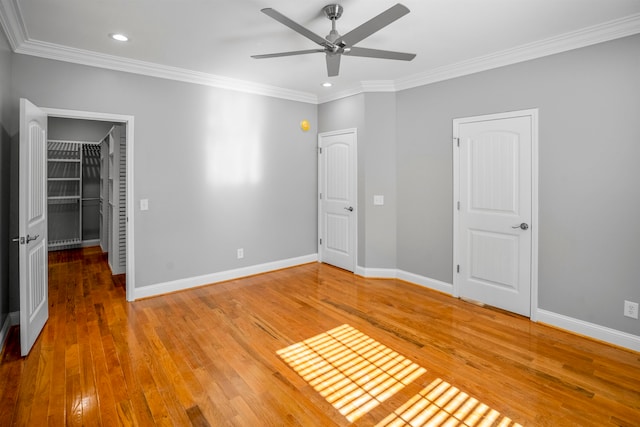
[457,201,460,210]
[453,137,460,147]
[456,264,460,273]
[319,193,323,200]
[319,238,322,245]
[318,147,323,154]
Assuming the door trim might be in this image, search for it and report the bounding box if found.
[43,107,136,302]
[452,109,539,320]
[318,128,358,272]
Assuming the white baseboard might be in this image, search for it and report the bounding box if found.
[0,314,11,353]
[356,267,455,296]
[133,254,318,300]
[368,269,639,352]
[397,269,454,295]
[355,266,455,295]
[81,239,100,248]
[0,311,19,354]
[355,266,397,278]
[15,255,635,353]
[536,309,640,352]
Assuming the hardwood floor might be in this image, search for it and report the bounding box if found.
[1,247,639,426]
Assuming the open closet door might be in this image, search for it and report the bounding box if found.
[18,98,49,356]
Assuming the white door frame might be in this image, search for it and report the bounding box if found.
[318,128,358,271]
[452,109,539,320]
[43,107,135,302]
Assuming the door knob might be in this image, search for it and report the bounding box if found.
[344,206,354,212]
[26,234,39,243]
[512,223,529,230]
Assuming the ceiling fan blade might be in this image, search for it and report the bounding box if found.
[261,8,330,47]
[336,3,410,47]
[326,54,341,77]
[344,46,416,61]
[252,49,325,59]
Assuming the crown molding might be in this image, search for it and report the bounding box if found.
[2,0,639,105]
[14,39,318,104]
[319,13,640,103]
[0,0,317,104]
[318,80,396,103]
[360,80,396,92]
[0,0,27,50]
[395,13,640,92]
[317,86,363,104]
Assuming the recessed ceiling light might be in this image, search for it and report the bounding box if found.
[109,33,129,42]
[322,82,332,87]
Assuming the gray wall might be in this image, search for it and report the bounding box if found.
[362,93,397,269]
[3,22,638,341]
[318,34,640,337]
[318,92,398,269]
[0,24,12,329]
[8,54,318,305]
[48,117,114,142]
[318,94,367,265]
[396,34,640,335]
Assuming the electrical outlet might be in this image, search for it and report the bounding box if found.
[237,248,244,259]
[624,300,639,319]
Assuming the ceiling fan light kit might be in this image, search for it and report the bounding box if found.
[252,3,416,77]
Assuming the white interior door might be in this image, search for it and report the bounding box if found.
[18,98,49,356]
[454,111,537,317]
[318,129,357,272]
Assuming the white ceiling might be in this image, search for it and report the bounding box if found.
[1,0,640,103]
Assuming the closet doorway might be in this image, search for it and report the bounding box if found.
[44,107,135,300]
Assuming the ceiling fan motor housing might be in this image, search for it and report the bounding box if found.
[323,4,343,21]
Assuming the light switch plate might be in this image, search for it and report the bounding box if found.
[140,199,149,211]
[373,195,384,206]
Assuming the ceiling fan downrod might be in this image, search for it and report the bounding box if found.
[323,4,343,47]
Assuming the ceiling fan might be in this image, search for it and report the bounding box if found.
[251,3,416,77]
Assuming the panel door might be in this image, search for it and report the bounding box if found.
[319,130,357,272]
[19,98,49,356]
[456,114,533,316]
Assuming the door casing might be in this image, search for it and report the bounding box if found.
[43,107,136,301]
[452,109,539,320]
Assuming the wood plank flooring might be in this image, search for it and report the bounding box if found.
[1,246,639,426]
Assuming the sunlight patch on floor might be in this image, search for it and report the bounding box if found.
[278,324,523,426]
[277,324,426,422]
[376,378,523,427]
